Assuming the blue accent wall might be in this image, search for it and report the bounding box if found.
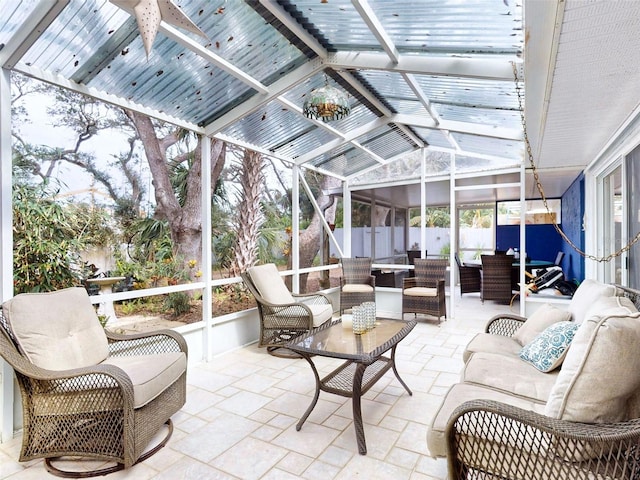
[560,173,585,282]
[495,173,585,282]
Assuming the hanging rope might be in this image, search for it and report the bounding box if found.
[511,62,640,263]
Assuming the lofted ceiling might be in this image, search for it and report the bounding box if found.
[1,0,638,205]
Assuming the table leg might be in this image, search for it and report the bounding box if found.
[391,345,413,396]
[352,363,367,455]
[296,353,321,431]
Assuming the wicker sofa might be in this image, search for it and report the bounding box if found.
[428,280,640,479]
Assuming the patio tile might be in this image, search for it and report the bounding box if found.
[210,437,289,479]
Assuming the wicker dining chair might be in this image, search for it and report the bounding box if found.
[406,250,427,277]
[242,263,333,354]
[480,254,515,304]
[454,252,481,296]
[340,257,376,314]
[402,258,447,322]
[0,287,187,478]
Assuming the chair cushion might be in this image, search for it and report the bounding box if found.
[545,311,640,423]
[513,303,572,346]
[519,321,579,372]
[307,304,333,327]
[567,279,617,324]
[3,287,109,370]
[342,284,374,293]
[102,352,186,408]
[247,264,294,305]
[403,287,437,297]
[584,294,637,319]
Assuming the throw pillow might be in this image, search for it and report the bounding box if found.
[545,311,640,423]
[513,303,572,346]
[567,279,617,324]
[519,321,578,373]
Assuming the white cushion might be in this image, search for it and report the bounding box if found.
[513,303,572,346]
[519,321,578,372]
[102,352,186,408]
[584,294,637,320]
[462,332,522,363]
[247,264,294,305]
[3,287,109,370]
[403,287,437,297]
[545,311,640,423]
[307,304,333,327]
[567,279,617,324]
[342,284,374,293]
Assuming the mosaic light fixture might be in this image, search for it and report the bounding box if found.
[303,77,351,123]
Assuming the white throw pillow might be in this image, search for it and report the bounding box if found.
[519,321,578,372]
[545,311,640,423]
[513,303,572,346]
[567,279,617,324]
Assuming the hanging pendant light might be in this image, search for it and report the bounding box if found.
[303,76,351,122]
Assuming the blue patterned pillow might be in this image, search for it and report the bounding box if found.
[519,321,579,372]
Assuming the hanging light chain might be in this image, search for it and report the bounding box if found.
[511,62,640,263]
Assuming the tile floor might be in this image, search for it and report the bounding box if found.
[0,292,520,480]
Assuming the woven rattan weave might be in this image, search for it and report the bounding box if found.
[480,254,515,304]
[0,314,187,478]
[339,257,376,314]
[287,318,416,455]
[402,258,448,322]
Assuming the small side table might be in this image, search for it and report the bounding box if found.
[86,277,126,325]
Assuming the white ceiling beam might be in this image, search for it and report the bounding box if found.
[345,147,421,182]
[390,113,522,141]
[327,51,520,81]
[15,63,205,133]
[258,0,328,59]
[214,133,293,165]
[352,0,399,64]
[294,117,389,164]
[204,57,324,136]
[0,0,69,69]
[160,24,269,95]
[402,73,440,125]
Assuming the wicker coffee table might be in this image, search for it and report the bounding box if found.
[287,317,417,455]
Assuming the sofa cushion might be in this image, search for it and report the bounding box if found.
[247,264,294,305]
[545,311,640,423]
[102,352,186,408]
[513,303,572,346]
[567,279,617,324]
[584,294,637,320]
[462,332,522,363]
[463,352,559,402]
[519,321,578,372]
[3,287,109,370]
[427,382,546,457]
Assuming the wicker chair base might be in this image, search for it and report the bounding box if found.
[44,419,173,478]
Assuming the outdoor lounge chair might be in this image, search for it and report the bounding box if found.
[0,287,187,478]
[242,263,333,355]
[401,258,447,322]
[340,257,376,313]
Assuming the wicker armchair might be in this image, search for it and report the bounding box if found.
[454,253,481,296]
[406,250,426,277]
[0,287,187,478]
[402,258,447,322]
[339,257,375,314]
[242,263,333,354]
[480,254,514,304]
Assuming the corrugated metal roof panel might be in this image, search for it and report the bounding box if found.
[452,132,523,160]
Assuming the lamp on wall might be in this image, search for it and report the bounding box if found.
[303,76,351,122]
